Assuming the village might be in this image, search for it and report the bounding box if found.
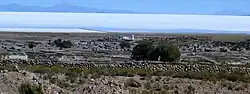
[1,32,250,94]
[0,33,250,66]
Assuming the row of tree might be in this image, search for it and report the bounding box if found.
[131,40,180,62]
[27,39,73,49]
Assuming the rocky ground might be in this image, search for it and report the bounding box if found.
[1,70,250,94]
[71,76,250,94]
[0,70,69,94]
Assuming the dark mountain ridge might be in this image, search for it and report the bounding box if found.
[0,3,135,13]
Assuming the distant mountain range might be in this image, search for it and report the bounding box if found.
[0,3,249,16]
[214,10,250,16]
[0,3,136,13]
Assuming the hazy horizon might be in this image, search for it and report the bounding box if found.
[0,12,250,34]
[0,0,250,34]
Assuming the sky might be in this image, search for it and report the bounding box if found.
[0,0,250,14]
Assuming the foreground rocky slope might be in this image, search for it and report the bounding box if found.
[71,76,250,94]
[1,71,250,94]
[0,71,69,94]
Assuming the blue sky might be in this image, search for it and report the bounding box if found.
[0,0,250,14]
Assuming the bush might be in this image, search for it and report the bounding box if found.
[125,78,141,88]
[235,85,245,91]
[26,65,250,84]
[131,41,180,62]
[50,77,58,84]
[119,41,131,49]
[90,73,101,79]
[141,90,151,94]
[144,82,152,90]
[132,40,154,61]
[57,80,70,88]
[163,84,170,91]
[29,66,51,74]
[28,41,36,49]
[243,83,249,88]
[61,40,73,48]
[54,39,62,47]
[157,44,180,62]
[227,83,235,90]
[29,65,65,74]
[53,39,73,48]
[19,82,42,94]
[184,85,195,94]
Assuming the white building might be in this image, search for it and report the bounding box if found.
[4,52,28,60]
[122,35,135,40]
[131,35,135,40]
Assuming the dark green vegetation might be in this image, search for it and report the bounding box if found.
[132,41,154,61]
[19,82,43,94]
[132,41,180,62]
[27,65,250,83]
[53,39,73,48]
[119,40,131,49]
[28,41,36,49]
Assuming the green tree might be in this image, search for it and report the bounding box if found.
[131,41,180,62]
[28,41,36,49]
[53,39,73,48]
[119,41,131,49]
[19,82,43,94]
[131,40,154,61]
[156,44,180,62]
[61,40,73,48]
[53,39,62,47]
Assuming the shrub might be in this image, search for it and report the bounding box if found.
[132,40,154,61]
[29,66,51,74]
[50,77,58,84]
[53,39,73,48]
[160,90,168,94]
[163,84,170,91]
[141,90,151,94]
[156,44,180,62]
[61,40,73,48]
[223,83,235,90]
[235,85,245,91]
[131,41,180,62]
[19,82,42,94]
[28,41,36,49]
[186,85,195,94]
[26,65,250,84]
[90,73,101,79]
[125,78,141,88]
[243,83,249,88]
[57,80,70,88]
[144,81,152,90]
[119,41,131,49]
[78,78,86,84]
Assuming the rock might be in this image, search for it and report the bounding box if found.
[90,79,95,82]
[3,70,8,73]
[124,78,141,88]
